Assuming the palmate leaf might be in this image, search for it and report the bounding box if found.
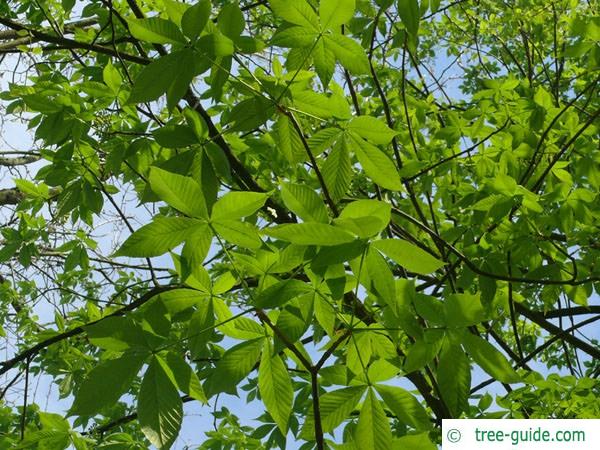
[212,219,263,248]
[270,0,319,30]
[437,342,471,417]
[128,17,186,45]
[85,316,150,352]
[372,239,446,275]
[128,50,195,107]
[115,217,203,258]
[211,191,268,220]
[375,384,432,431]
[138,356,183,450]
[393,433,437,450]
[158,352,207,403]
[397,0,420,37]
[348,133,402,191]
[336,199,391,237]
[272,25,319,48]
[258,341,294,433]
[355,389,393,450]
[262,222,356,246]
[280,183,329,223]
[300,385,366,439]
[217,2,245,39]
[347,116,398,145]
[444,293,488,327]
[321,140,352,202]
[181,0,211,40]
[313,38,336,87]
[320,0,355,29]
[203,338,264,398]
[403,337,441,373]
[323,33,370,75]
[273,113,306,162]
[254,278,312,309]
[70,352,146,417]
[149,167,208,218]
[462,333,521,383]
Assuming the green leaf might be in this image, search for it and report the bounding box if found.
[320,0,355,29]
[115,217,203,257]
[301,385,366,438]
[324,33,370,74]
[280,183,329,223]
[158,353,207,403]
[212,219,263,248]
[153,123,198,148]
[347,116,398,145]
[336,199,391,237]
[393,433,437,450]
[204,338,264,398]
[444,293,488,327]
[128,17,187,44]
[138,356,183,450]
[218,2,245,39]
[462,333,521,383]
[128,50,195,107]
[128,55,178,104]
[70,352,146,416]
[197,32,235,57]
[213,298,265,339]
[270,0,319,29]
[165,48,196,110]
[292,89,348,119]
[321,140,352,203]
[263,223,356,246]
[355,389,393,450]
[188,297,214,359]
[313,38,336,87]
[181,224,212,277]
[149,167,208,218]
[372,239,445,275]
[103,62,122,93]
[375,385,431,431]
[85,317,149,351]
[211,191,268,220]
[397,0,420,37]
[437,342,470,417]
[403,338,440,373]
[349,134,402,191]
[272,26,317,49]
[182,0,211,40]
[158,288,205,314]
[254,279,311,309]
[273,114,306,162]
[258,342,294,433]
[365,248,395,303]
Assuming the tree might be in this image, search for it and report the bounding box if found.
[0,0,599,448]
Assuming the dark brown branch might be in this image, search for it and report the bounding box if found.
[0,16,146,64]
[0,285,177,376]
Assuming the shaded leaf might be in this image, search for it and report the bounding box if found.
[138,356,183,450]
[372,239,445,275]
[70,352,146,416]
[462,333,521,383]
[128,18,186,44]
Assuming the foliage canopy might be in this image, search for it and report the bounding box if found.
[0,0,599,448]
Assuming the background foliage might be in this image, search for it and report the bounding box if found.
[0,0,599,448]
